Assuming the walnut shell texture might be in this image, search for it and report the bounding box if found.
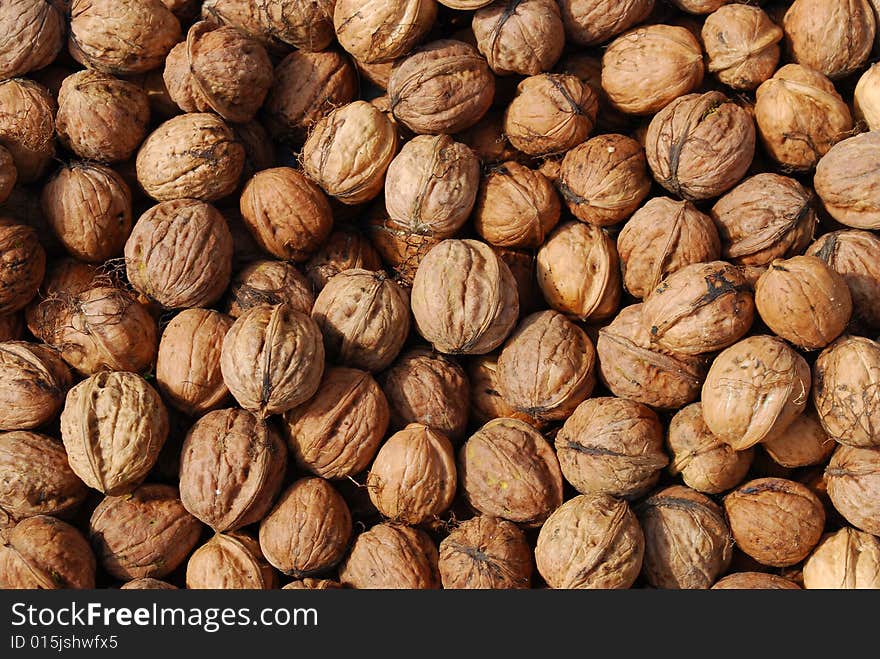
[0,342,71,431]
[0,515,95,589]
[712,572,801,589]
[558,0,654,47]
[333,0,437,64]
[257,0,336,51]
[339,523,440,589]
[826,445,880,536]
[0,78,56,183]
[763,410,835,469]
[814,132,880,230]
[0,1,66,80]
[702,4,782,91]
[439,515,533,589]
[305,229,383,293]
[186,532,277,590]
[0,221,45,316]
[472,0,565,76]
[803,527,880,589]
[227,260,315,319]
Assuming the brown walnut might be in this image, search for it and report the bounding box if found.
[0,1,66,80]
[0,515,95,589]
[826,445,880,536]
[0,342,71,431]
[227,260,315,318]
[557,0,654,47]
[333,0,437,64]
[803,527,880,589]
[186,532,277,590]
[339,523,440,589]
[702,4,782,91]
[472,0,565,76]
[0,78,56,183]
[438,516,532,589]
[814,132,880,230]
[305,229,382,293]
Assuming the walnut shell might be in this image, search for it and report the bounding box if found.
[459,417,563,526]
[535,494,644,589]
[642,261,755,356]
[388,40,495,134]
[855,63,880,130]
[186,532,277,590]
[121,578,178,590]
[56,70,150,165]
[754,64,852,171]
[454,110,520,165]
[282,578,342,590]
[367,423,457,524]
[667,402,753,495]
[0,145,15,204]
[755,256,852,350]
[814,132,880,230]
[0,342,71,431]
[439,515,532,589]
[0,515,95,589]
[763,410,835,469]
[411,239,519,355]
[257,0,335,51]
[339,523,440,589]
[826,445,880,535]
[0,221,45,316]
[503,74,598,157]
[136,112,244,202]
[60,371,169,496]
[618,197,721,299]
[333,0,436,64]
[366,209,442,286]
[557,134,651,227]
[24,260,101,342]
[711,572,801,589]
[0,1,65,80]
[305,229,382,293]
[202,0,280,49]
[557,0,654,46]
[724,478,825,567]
[702,4,782,91]
[284,366,389,479]
[89,483,202,580]
[258,478,352,577]
[220,304,325,417]
[69,0,181,75]
[466,353,542,428]
[601,25,704,116]
[803,527,880,589]
[472,0,564,76]
[0,78,55,183]
[227,260,315,318]
[536,221,621,322]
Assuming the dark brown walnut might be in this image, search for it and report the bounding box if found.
[163,22,272,124]
[156,309,233,416]
[69,0,181,75]
[642,261,755,356]
[60,371,169,496]
[0,78,55,183]
[180,408,285,532]
[0,516,95,589]
[0,313,21,342]
[557,0,654,46]
[0,1,65,79]
[258,478,351,577]
[535,494,644,589]
[385,134,480,239]
[256,0,335,51]
[340,523,440,589]
[220,304,325,416]
[702,335,811,451]
[555,397,668,499]
[855,63,880,130]
[601,25,704,116]
[186,532,277,590]
[724,478,825,567]
[55,70,150,163]
[667,403,753,495]
[459,417,563,525]
[467,353,542,428]
[814,132,880,230]
[240,167,334,262]
[645,92,755,201]
[472,0,564,76]
[473,162,560,249]
[439,516,532,589]
[754,64,852,171]
[41,163,132,264]
[637,485,732,589]
[25,260,99,343]
[0,145,15,204]
[711,572,801,589]
[305,230,382,293]
[803,527,880,589]
[783,0,875,80]
[367,423,457,524]
[264,50,358,144]
[763,410,835,469]
[455,111,521,165]
[366,209,442,286]
[702,4,782,91]
[618,197,721,299]
[536,221,621,322]
[282,578,342,590]
[557,134,651,227]
[202,0,280,49]
[120,578,177,590]
[826,445,880,535]
[497,311,595,422]
[814,336,880,449]
[89,484,202,580]
[227,260,315,318]
[125,199,233,309]
[136,112,245,203]
[0,221,45,316]
[388,40,495,134]
[333,0,436,64]
[411,239,519,355]
[285,367,389,479]
[302,101,398,205]
[380,348,469,441]
[503,74,598,157]
[0,342,71,431]
[808,231,880,329]
[711,174,815,267]
[755,256,852,350]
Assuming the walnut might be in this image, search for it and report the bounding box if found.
[466,353,542,428]
[366,206,442,285]
[855,63,880,130]
[120,578,177,590]
[763,410,835,469]
[803,527,880,589]
[439,516,532,589]
[0,78,55,183]
[814,132,880,230]
[454,111,521,165]
[0,342,71,431]
[535,494,644,589]
[0,145,15,204]
[0,313,21,342]
[0,221,45,316]
[227,260,315,318]
[202,0,281,50]
[186,532,277,590]
[0,1,65,80]
[670,0,728,12]
[556,52,631,133]
[712,572,801,589]
[472,0,564,76]
[257,0,335,51]
[702,4,782,91]
[0,516,95,589]
[340,523,440,589]
[282,578,342,590]
[826,445,880,536]
[557,0,654,46]
[333,0,436,64]
[258,478,351,577]
[24,259,99,344]
[755,256,852,350]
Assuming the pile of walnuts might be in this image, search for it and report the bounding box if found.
[3,0,880,591]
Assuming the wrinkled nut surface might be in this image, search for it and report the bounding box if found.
[180,408,285,532]
[0,515,95,589]
[702,4,782,91]
[339,523,440,589]
[637,485,732,590]
[711,572,801,589]
[305,230,382,293]
[285,367,389,479]
[439,515,532,589]
[808,230,880,329]
[60,371,169,496]
[826,445,880,536]
[367,423,457,524]
[0,342,71,431]
[724,477,825,567]
[220,304,325,416]
[755,256,852,350]
[186,532,276,590]
[257,0,336,51]
[459,417,563,526]
[282,578,342,590]
[258,478,352,577]
[557,0,653,47]
[467,353,542,428]
[366,210,442,286]
[412,239,519,355]
[227,260,315,317]
[120,578,177,590]
[802,527,880,589]
[0,221,45,316]
[202,0,279,49]
[667,402,753,495]
[472,0,565,76]
[814,132,880,230]
[763,410,835,469]
[0,78,55,183]
[333,0,436,64]
[535,494,644,589]
[0,1,66,80]
[24,259,100,344]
